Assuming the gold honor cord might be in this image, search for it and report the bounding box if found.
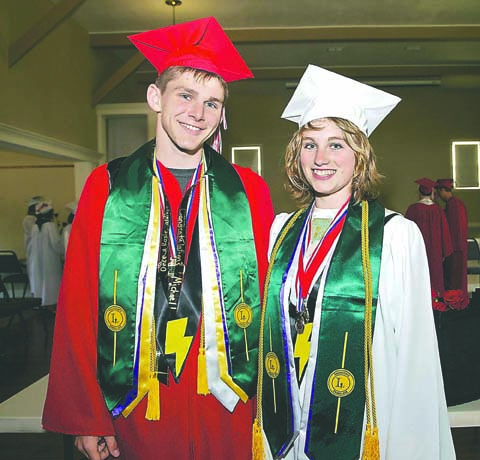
[234,270,253,361]
[361,201,379,460]
[104,270,127,367]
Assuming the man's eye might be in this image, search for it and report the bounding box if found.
[206,102,218,109]
[179,93,191,100]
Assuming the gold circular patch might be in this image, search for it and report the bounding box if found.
[104,305,127,332]
[234,303,253,329]
[265,351,280,379]
[327,369,355,398]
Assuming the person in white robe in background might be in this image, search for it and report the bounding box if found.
[62,201,77,258]
[29,201,64,306]
[23,195,44,292]
[254,65,455,460]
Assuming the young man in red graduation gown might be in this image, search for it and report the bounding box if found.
[435,178,469,304]
[42,17,274,460]
[405,177,452,296]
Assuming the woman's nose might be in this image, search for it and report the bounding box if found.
[314,148,329,165]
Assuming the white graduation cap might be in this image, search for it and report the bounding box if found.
[281,65,401,136]
[27,195,45,207]
[65,201,77,214]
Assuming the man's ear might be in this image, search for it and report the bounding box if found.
[147,84,162,113]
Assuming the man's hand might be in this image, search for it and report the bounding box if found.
[75,435,120,459]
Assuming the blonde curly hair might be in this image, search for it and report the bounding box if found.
[284,117,383,205]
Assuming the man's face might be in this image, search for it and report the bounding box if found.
[156,72,225,157]
[437,188,449,202]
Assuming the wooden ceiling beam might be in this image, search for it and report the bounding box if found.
[92,52,145,106]
[133,64,480,83]
[90,25,480,48]
[9,0,87,67]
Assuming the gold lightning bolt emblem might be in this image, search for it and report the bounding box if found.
[294,322,313,381]
[165,317,194,376]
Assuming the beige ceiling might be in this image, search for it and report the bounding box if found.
[12,0,480,104]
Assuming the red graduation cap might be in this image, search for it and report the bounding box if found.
[128,17,253,83]
[415,177,436,195]
[435,178,454,190]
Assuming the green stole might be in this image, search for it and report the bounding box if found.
[97,141,261,413]
[261,200,384,459]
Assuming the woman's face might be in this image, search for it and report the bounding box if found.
[299,118,356,208]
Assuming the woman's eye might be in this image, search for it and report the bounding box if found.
[303,142,316,150]
[330,142,343,150]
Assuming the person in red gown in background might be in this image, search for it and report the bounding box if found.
[405,177,452,296]
[435,178,469,304]
[42,17,274,460]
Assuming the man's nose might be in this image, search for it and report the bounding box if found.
[189,101,205,120]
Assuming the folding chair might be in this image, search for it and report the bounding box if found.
[0,251,30,299]
[467,239,480,275]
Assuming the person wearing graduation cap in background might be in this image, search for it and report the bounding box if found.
[28,200,64,306]
[42,17,274,460]
[23,195,45,251]
[435,178,469,304]
[23,195,45,291]
[252,65,455,460]
[62,201,77,258]
[405,178,452,297]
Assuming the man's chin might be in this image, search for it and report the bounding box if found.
[175,140,210,156]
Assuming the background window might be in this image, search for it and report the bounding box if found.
[231,145,262,176]
[452,141,480,189]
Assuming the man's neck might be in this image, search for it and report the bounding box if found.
[418,196,434,205]
[155,142,203,169]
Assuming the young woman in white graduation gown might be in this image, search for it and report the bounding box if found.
[253,65,456,460]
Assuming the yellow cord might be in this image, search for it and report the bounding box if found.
[197,301,209,395]
[361,201,379,459]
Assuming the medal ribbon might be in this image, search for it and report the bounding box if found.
[295,199,349,309]
[154,157,203,310]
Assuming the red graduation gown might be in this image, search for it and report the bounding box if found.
[42,160,274,460]
[443,196,468,297]
[405,201,452,295]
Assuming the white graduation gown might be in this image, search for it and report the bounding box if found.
[23,215,36,292]
[28,222,64,306]
[263,208,456,460]
[63,223,72,258]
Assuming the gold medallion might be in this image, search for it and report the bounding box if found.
[104,304,127,332]
[265,351,280,379]
[327,368,355,398]
[234,302,253,328]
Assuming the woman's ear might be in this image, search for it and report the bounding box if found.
[147,84,162,113]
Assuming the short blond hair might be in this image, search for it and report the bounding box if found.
[155,66,228,102]
[284,117,383,205]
